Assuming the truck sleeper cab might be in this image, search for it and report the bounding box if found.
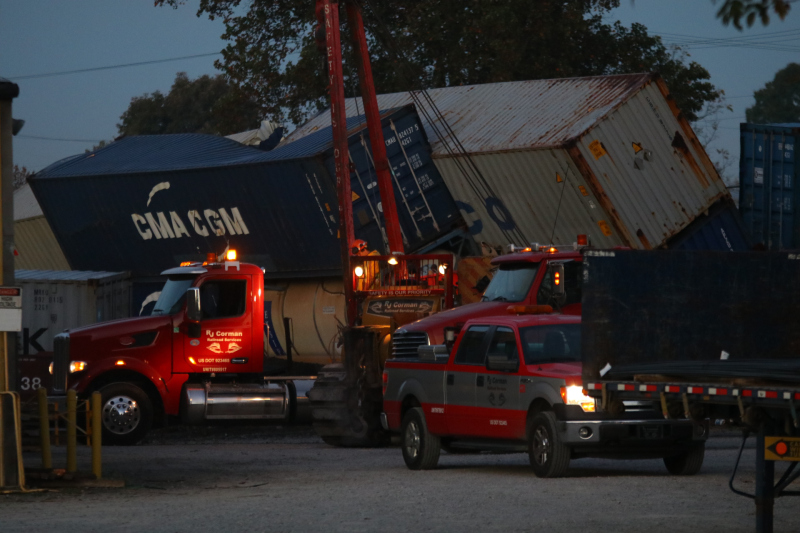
[382,314,707,477]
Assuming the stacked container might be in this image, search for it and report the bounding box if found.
[739,123,799,250]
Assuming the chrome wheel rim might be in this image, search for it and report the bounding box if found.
[103,395,140,435]
[404,420,421,460]
[533,426,551,466]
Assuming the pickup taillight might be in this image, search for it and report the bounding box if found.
[382,371,388,395]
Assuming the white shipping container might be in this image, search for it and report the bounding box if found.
[16,269,131,356]
[286,73,732,250]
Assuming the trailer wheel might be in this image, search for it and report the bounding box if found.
[528,411,570,478]
[664,443,705,475]
[98,382,153,446]
[401,408,440,470]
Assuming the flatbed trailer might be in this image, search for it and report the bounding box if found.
[580,250,800,533]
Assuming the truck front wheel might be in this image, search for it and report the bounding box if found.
[528,411,571,478]
[663,443,705,475]
[401,408,440,470]
[98,382,153,446]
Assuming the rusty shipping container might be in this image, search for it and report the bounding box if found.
[286,73,742,251]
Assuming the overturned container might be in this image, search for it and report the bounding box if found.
[287,73,747,251]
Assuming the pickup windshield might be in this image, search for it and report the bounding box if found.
[151,275,196,315]
[520,324,581,364]
[481,263,538,302]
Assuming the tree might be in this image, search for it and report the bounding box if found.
[714,0,792,29]
[12,165,33,190]
[158,0,722,124]
[746,63,800,124]
[117,72,261,136]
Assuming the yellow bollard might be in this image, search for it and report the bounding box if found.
[37,387,52,469]
[91,391,101,479]
[66,389,77,473]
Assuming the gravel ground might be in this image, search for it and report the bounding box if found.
[3,425,799,533]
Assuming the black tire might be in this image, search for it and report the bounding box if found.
[664,443,705,475]
[401,408,440,470]
[528,411,571,478]
[98,382,153,446]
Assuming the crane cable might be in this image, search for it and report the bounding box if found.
[352,0,530,247]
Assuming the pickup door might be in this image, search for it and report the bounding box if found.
[445,325,522,438]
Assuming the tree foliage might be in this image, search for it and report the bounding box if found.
[158,0,722,123]
[746,63,800,123]
[12,165,33,190]
[117,71,261,136]
[715,0,792,29]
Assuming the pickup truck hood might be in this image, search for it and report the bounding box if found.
[526,362,582,381]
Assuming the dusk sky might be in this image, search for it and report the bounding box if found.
[2,0,799,187]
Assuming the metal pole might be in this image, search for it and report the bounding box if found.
[755,421,775,533]
[66,389,77,473]
[37,387,52,469]
[0,79,19,487]
[91,391,101,479]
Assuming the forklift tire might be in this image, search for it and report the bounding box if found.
[401,408,440,470]
[663,443,705,475]
[98,382,153,446]
[528,411,570,478]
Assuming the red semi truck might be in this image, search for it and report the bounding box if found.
[391,244,584,358]
[382,311,707,477]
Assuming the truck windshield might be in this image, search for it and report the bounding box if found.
[481,264,538,302]
[519,324,581,364]
[151,276,196,315]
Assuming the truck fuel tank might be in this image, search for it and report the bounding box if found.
[183,381,290,424]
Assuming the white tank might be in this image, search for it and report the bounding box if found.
[264,278,346,367]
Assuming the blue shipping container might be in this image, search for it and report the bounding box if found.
[30,105,462,278]
[668,199,751,251]
[739,123,799,250]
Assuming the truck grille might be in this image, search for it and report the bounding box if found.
[392,330,429,358]
[52,333,70,394]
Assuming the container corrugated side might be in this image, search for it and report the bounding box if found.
[14,216,71,270]
[738,123,799,250]
[17,270,131,357]
[667,200,751,251]
[572,80,730,249]
[433,149,626,248]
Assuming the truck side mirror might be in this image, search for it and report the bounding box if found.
[486,355,518,372]
[186,288,202,338]
[552,263,565,297]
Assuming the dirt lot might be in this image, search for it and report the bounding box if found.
[2,425,799,533]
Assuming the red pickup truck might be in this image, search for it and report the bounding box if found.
[382,311,708,477]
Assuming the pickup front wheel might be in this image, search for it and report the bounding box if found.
[401,408,440,470]
[98,382,153,446]
[528,411,571,478]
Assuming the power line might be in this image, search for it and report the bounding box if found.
[18,134,104,143]
[8,52,221,81]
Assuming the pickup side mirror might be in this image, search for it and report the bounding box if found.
[186,288,202,338]
[418,344,449,362]
[486,354,518,372]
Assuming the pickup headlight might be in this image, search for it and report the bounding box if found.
[561,385,596,412]
[49,361,88,374]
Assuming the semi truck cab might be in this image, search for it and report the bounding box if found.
[51,252,300,445]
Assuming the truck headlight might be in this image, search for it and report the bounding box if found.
[50,361,88,374]
[561,385,596,412]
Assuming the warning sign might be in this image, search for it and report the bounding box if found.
[588,140,607,160]
[765,436,800,461]
[352,191,360,202]
[632,142,644,154]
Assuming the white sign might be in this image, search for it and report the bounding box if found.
[0,287,22,332]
